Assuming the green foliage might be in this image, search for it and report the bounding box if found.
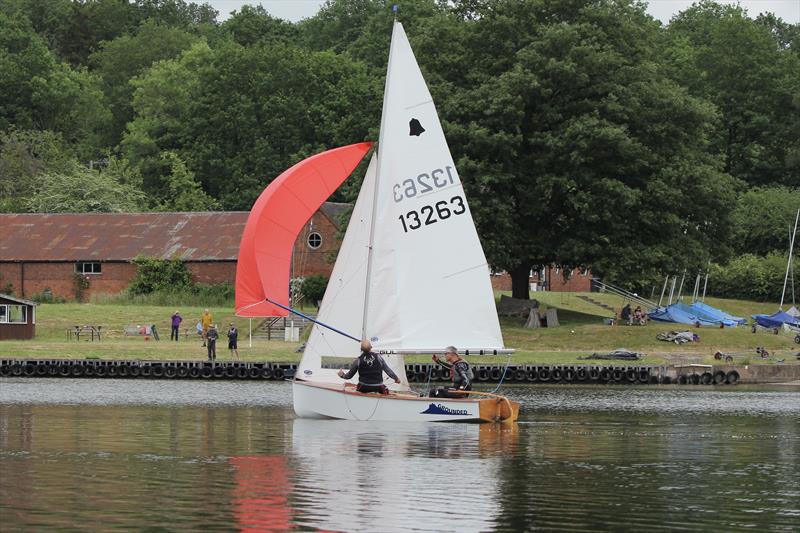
[731,188,800,256]
[97,282,234,307]
[296,275,329,307]
[123,38,379,209]
[90,20,198,146]
[24,163,148,213]
[158,151,219,211]
[72,272,90,302]
[128,256,194,295]
[708,252,796,301]
[0,12,111,159]
[664,1,800,187]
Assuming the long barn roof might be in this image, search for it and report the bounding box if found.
[0,206,348,262]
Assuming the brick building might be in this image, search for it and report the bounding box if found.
[490,266,594,293]
[0,205,348,301]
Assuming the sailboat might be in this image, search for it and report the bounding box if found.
[752,208,799,331]
[236,21,518,423]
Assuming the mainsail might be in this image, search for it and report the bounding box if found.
[235,142,372,317]
[299,21,507,387]
[365,22,505,353]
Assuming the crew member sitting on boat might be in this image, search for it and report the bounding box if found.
[338,339,401,394]
[430,346,473,398]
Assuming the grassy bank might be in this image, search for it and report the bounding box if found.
[0,294,797,366]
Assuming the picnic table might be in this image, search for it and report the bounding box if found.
[67,325,103,341]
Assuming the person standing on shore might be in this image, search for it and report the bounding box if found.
[201,309,213,347]
[170,311,182,341]
[206,324,219,361]
[227,323,239,359]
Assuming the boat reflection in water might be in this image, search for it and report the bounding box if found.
[230,456,292,532]
[286,419,518,531]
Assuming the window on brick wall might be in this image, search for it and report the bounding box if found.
[75,262,101,274]
[307,232,322,249]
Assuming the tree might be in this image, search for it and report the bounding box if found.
[0,12,111,159]
[665,1,800,187]
[0,129,75,211]
[159,151,219,211]
[731,187,800,256]
[124,38,380,209]
[24,163,147,212]
[90,20,198,146]
[436,0,737,296]
[220,4,298,47]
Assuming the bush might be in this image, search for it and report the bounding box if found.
[707,252,795,301]
[129,256,194,295]
[296,275,329,307]
[94,283,234,307]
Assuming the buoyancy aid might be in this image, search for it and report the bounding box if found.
[357,352,384,385]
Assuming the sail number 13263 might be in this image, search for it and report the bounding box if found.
[398,196,466,233]
[393,166,457,202]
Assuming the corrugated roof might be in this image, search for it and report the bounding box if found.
[0,208,346,262]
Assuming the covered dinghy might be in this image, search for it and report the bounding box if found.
[649,302,742,327]
[687,301,746,326]
[752,310,800,329]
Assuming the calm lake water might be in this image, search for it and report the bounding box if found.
[1,380,798,532]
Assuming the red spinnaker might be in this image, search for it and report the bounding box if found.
[235,142,373,317]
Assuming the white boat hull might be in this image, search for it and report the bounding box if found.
[293,380,517,423]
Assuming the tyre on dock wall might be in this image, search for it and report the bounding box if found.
[689,374,700,385]
[201,367,213,378]
[625,368,637,383]
[612,369,624,382]
[58,364,71,377]
[677,375,687,385]
[713,371,726,385]
[526,368,538,382]
[576,368,588,382]
[638,369,650,383]
[129,365,141,377]
[726,370,740,385]
[272,367,285,380]
[700,372,713,385]
[71,365,84,377]
[538,368,551,382]
[552,367,563,381]
[260,367,273,380]
[589,368,600,381]
[95,366,108,378]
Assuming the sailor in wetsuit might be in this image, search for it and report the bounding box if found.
[338,339,401,394]
[430,346,473,398]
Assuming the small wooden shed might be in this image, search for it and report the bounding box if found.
[0,293,36,340]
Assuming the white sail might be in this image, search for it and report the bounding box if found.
[365,21,505,353]
[298,155,409,390]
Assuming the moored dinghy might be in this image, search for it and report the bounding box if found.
[236,20,518,423]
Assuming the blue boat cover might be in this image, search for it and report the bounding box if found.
[648,301,744,327]
[752,310,800,329]
[688,301,746,326]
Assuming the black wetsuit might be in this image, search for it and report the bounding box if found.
[341,351,399,393]
[431,358,473,398]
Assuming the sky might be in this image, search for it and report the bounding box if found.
[205,0,800,24]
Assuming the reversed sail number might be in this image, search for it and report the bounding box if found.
[393,166,457,202]
[398,196,466,233]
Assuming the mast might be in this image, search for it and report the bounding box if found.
[780,208,799,310]
[361,20,398,340]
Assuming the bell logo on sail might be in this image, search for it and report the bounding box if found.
[409,118,425,136]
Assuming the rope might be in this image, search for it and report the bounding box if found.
[488,353,512,394]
